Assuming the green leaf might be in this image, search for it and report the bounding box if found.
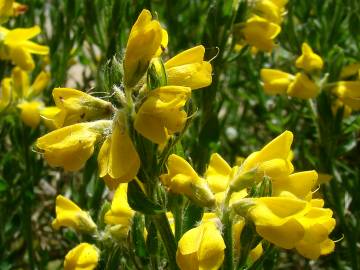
[127,180,165,215]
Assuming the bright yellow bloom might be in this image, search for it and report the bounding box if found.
[17,100,43,128]
[123,9,164,88]
[246,196,309,249]
[332,81,360,110]
[7,67,50,127]
[164,45,212,90]
[40,106,65,130]
[287,72,319,99]
[64,243,99,270]
[205,153,233,193]
[295,43,323,72]
[271,170,318,200]
[134,86,191,145]
[242,15,281,52]
[98,112,140,189]
[104,183,134,239]
[160,154,215,207]
[52,88,113,127]
[36,120,111,171]
[260,68,294,95]
[0,0,27,23]
[340,63,360,79]
[0,77,11,110]
[176,221,225,270]
[240,130,294,179]
[254,0,287,24]
[52,195,96,232]
[0,25,49,70]
[331,99,352,117]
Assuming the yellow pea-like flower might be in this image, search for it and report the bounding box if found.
[340,62,360,79]
[160,154,215,207]
[36,120,111,171]
[0,77,12,110]
[17,100,43,128]
[287,72,319,99]
[295,43,324,72]
[254,0,286,24]
[40,106,65,130]
[242,15,281,52]
[52,195,96,232]
[176,221,226,270]
[332,81,360,110]
[98,112,140,189]
[0,25,49,70]
[123,9,164,88]
[331,99,352,118]
[272,170,318,200]
[260,68,294,95]
[164,45,212,90]
[64,243,99,270]
[0,0,27,23]
[104,184,134,239]
[240,130,294,179]
[245,196,309,249]
[52,88,114,127]
[134,86,191,145]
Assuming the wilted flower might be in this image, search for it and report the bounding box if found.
[0,25,49,70]
[52,195,97,233]
[64,243,99,270]
[176,221,225,270]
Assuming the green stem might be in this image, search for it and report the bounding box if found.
[20,124,35,269]
[151,213,178,270]
[222,189,233,270]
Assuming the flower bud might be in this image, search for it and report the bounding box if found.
[147,57,167,90]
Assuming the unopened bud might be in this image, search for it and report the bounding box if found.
[190,179,216,207]
[230,168,258,192]
[231,198,255,217]
[77,212,97,233]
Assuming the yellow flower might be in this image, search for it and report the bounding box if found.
[340,63,360,79]
[254,0,287,24]
[331,99,352,117]
[36,120,111,171]
[242,15,281,52]
[134,86,191,145]
[164,45,212,90]
[104,183,134,239]
[98,112,140,190]
[240,130,294,179]
[246,196,309,249]
[260,68,294,95]
[0,77,11,110]
[287,72,319,99]
[0,0,27,23]
[176,221,225,270]
[160,154,215,207]
[52,88,113,127]
[271,170,318,200]
[123,9,164,88]
[64,243,99,270]
[295,43,323,72]
[40,106,65,130]
[52,195,96,232]
[17,100,43,128]
[0,25,49,70]
[9,67,50,127]
[332,81,360,110]
[205,153,233,193]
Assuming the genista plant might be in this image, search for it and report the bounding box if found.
[0,1,359,270]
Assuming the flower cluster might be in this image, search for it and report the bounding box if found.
[36,9,212,190]
[235,0,288,52]
[261,42,323,99]
[160,131,335,269]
